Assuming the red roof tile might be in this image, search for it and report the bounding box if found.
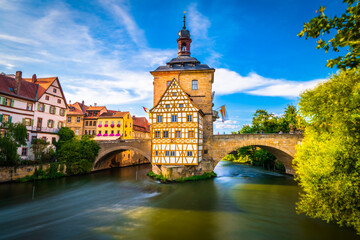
[0,74,38,101]
[133,116,150,132]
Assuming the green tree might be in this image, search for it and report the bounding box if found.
[55,127,75,150]
[31,139,55,163]
[294,68,360,233]
[57,135,100,175]
[0,123,27,166]
[298,0,360,69]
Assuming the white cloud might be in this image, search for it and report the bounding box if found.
[214,68,326,98]
[214,119,241,130]
[0,34,39,45]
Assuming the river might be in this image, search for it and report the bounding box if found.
[0,161,358,240]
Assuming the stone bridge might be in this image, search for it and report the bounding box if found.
[93,134,303,175]
[208,134,303,175]
[93,139,151,171]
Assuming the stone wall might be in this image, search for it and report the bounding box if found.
[0,163,65,183]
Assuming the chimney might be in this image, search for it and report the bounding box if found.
[94,103,97,107]
[82,100,84,106]
[14,71,22,94]
[32,74,37,83]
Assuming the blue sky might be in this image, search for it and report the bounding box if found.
[0,0,346,133]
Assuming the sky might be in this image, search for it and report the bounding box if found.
[0,0,347,133]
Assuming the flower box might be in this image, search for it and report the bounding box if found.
[104,124,108,127]
[98,124,102,127]
[115,133,120,136]
[110,133,114,136]
[103,133,108,136]
[117,124,120,127]
[111,124,115,128]
[96,133,102,136]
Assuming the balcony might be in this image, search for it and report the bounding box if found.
[32,127,59,133]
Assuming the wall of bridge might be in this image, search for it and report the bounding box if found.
[208,134,303,175]
[93,139,151,171]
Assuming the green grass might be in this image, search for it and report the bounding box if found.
[147,171,217,183]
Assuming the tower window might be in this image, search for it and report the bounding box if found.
[182,43,187,51]
[192,80,198,90]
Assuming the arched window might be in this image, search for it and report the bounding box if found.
[181,43,187,51]
[192,80,198,90]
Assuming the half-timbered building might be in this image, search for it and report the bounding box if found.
[150,78,204,165]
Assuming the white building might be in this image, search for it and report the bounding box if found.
[0,71,67,160]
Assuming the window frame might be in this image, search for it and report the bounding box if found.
[192,80,198,90]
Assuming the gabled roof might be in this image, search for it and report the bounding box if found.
[23,77,57,100]
[133,116,150,133]
[150,78,202,114]
[0,74,38,101]
[66,102,87,115]
[151,56,214,72]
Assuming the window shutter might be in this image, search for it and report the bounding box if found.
[10,99,14,107]
[22,118,25,124]
[31,119,34,126]
[47,120,50,127]
[49,106,51,113]
[9,116,12,123]
[2,98,5,105]
[54,107,56,114]
[37,103,40,111]
[0,115,2,123]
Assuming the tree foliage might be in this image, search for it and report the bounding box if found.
[31,139,55,163]
[0,123,27,166]
[294,68,360,233]
[57,133,100,175]
[234,104,302,134]
[298,0,360,69]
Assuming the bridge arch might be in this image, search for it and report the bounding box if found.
[209,134,303,175]
[93,139,151,171]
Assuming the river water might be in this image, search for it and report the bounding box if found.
[0,161,359,240]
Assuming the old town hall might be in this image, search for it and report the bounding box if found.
[150,16,216,179]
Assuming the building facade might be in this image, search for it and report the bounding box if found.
[132,116,150,139]
[0,71,67,160]
[83,106,107,136]
[150,79,203,165]
[65,101,87,136]
[95,111,133,140]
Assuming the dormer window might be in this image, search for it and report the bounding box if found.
[45,95,49,100]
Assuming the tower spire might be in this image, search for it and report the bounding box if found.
[183,13,186,29]
[177,12,191,57]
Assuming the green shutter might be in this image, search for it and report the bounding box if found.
[49,106,51,113]
[9,116,12,123]
[54,107,56,114]
[0,115,3,123]
[10,99,14,107]
[2,98,5,105]
[31,119,34,126]
[22,118,25,124]
[37,103,40,111]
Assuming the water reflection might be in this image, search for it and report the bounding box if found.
[0,162,359,240]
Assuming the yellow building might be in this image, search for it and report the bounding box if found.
[95,111,133,140]
[65,101,87,136]
[83,106,108,136]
